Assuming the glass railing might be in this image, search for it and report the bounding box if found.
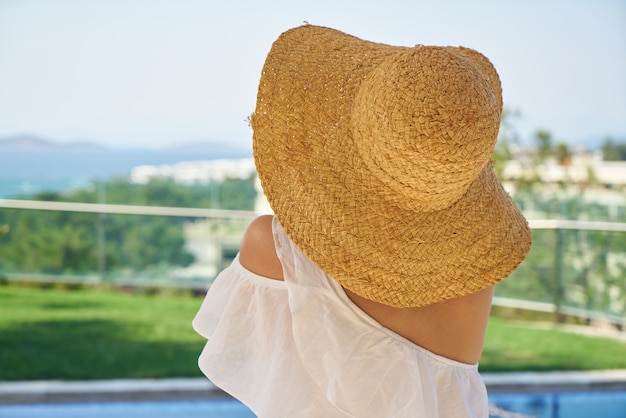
[0,199,256,289]
[496,219,626,326]
[1,199,625,326]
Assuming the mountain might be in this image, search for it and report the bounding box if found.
[0,134,106,150]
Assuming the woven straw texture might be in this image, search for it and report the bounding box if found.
[252,25,531,308]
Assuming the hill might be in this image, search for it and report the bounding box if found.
[0,134,105,150]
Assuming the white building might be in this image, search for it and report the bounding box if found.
[503,151,626,186]
[130,158,257,184]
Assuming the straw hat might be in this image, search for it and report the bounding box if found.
[252,25,531,308]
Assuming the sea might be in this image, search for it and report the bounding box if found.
[0,148,251,199]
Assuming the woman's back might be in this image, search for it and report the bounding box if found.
[239,215,493,365]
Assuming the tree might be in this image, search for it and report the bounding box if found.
[534,129,554,164]
[601,139,626,161]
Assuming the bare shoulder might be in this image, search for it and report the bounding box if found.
[239,215,284,281]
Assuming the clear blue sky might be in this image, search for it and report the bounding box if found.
[1,0,624,149]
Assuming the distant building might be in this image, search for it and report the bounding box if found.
[503,151,626,187]
[130,158,257,184]
[129,158,273,215]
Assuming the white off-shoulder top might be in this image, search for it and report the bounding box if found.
[192,218,489,417]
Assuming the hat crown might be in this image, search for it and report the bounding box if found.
[351,46,502,211]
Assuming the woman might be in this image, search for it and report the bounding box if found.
[193,24,531,417]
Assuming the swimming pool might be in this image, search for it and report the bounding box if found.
[1,391,625,417]
[489,391,626,418]
[0,399,255,418]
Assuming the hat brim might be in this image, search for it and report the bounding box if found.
[253,25,531,308]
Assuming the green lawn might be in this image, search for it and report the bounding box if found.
[0,284,206,381]
[1,284,626,381]
[482,317,626,372]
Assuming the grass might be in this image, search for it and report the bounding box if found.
[0,284,206,381]
[1,284,626,380]
[482,317,626,372]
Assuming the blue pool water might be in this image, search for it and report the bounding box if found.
[489,391,626,418]
[0,399,254,418]
[1,392,625,417]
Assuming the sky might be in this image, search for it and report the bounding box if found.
[0,0,625,150]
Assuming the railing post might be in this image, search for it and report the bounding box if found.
[97,181,106,284]
[553,227,565,324]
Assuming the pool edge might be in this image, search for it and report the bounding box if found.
[2,371,626,404]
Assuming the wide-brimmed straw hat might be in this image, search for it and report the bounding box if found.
[252,25,531,308]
